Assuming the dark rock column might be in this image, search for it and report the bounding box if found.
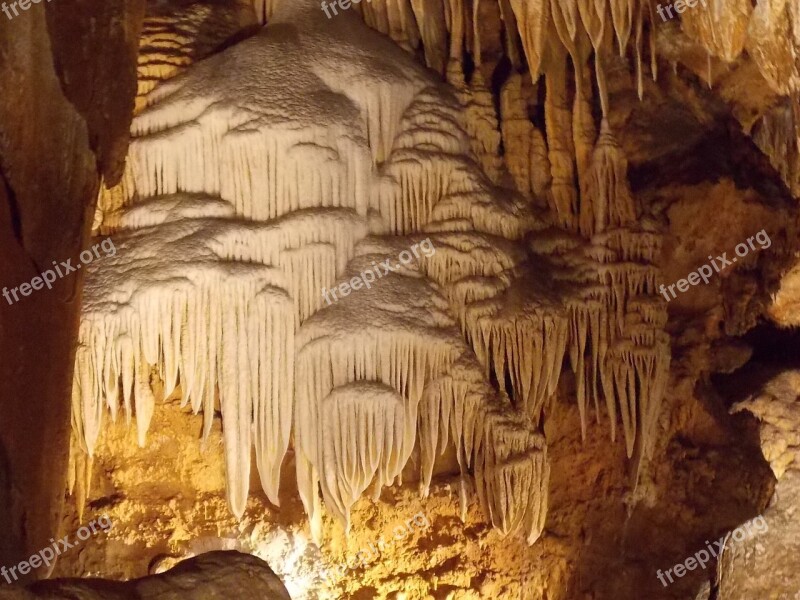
[0,0,144,575]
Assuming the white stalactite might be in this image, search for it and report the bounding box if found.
[316,382,409,528]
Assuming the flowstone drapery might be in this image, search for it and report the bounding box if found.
[73,0,671,545]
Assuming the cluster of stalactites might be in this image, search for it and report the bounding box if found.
[349,0,659,190]
[292,243,550,544]
[352,0,798,104]
[376,86,534,239]
[405,221,561,536]
[484,16,672,458]
[464,289,570,426]
[388,233,553,542]
[421,229,664,459]
[120,116,372,224]
[529,161,670,459]
[747,0,800,95]
[505,0,659,113]
[683,0,800,97]
[658,0,800,99]
[73,273,295,517]
[682,0,752,63]
[426,354,551,543]
[79,7,555,547]
[94,0,259,224]
[74,195,369,517]
[351,0,656,95]
[294,329,453,533]
[352,0,799,219]
[312,382,411,528]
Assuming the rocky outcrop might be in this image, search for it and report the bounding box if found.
[0,552,291,599]
[717,372,800,598]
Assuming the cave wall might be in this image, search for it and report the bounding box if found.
[53,4,796,598]
[0,0,144,572]
[0,0,799,597]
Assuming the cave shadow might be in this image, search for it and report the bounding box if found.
[0,438,19,568]
[549,339,777,600]
[560,426,773,600]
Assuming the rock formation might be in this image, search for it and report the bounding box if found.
[0,552,290,600]
[2,0,800,597]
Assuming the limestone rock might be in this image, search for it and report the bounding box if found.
[0,552,290,600]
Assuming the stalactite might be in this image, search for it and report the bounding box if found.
[577,0,609,117]
[530,124,552,201]
[68,438,93,523]
[410,0,449,75]
[579,120,638,239]
[746,0,800,95]
[509,0,550,80]
[445,0,465,87]
[388,0,422,52]
[500,74,535,196]
[460,69,504,183]
[550,0,580,44]
[681,0,752,63]
[609,0,634,56]
[543,39,579,230]
[497,0,523,70]
[752,98,800,197]
[648,1,658,83]
[572,44,598,192]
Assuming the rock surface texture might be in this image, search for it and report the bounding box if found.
[0,0,144,575]
[0,552,291,599]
